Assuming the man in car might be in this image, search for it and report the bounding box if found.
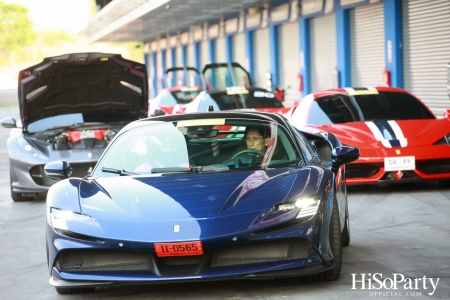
[245,127,270,155]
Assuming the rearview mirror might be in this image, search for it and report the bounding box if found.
[187,128,219,138]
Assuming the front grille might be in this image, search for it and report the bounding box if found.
[211,239,315,267]
[346,164,380,178]
[416,159,450,174]
[161,255,203,266]
[30,162,96,186]
[56,250,152,272]
[381,171,417,180]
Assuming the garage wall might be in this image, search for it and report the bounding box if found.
[349,2,385,87]
[233,33,246,69]
[310,13,337,92]
[402,0,450,116]
[176,46,183,67]
[216,37,226,62]
[279,21,301,104]
[187,43,194,67]
[200,40,209,71]
[157,50,164,91]
[253,27,270,89]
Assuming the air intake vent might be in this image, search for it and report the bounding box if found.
[211,238,315,267]
[345,164,380,178]
[416,159,450,174]
[56,250,152,272]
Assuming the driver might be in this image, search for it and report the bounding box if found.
[245,127,270,155]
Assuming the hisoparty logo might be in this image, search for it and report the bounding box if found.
[352,273,440,296]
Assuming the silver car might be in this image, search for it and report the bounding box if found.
[1,52,148,201]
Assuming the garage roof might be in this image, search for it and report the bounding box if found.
[84,0,279,43]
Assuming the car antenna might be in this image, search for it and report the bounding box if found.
[208,105,214,112]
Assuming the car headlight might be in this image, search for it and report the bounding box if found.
[47,207,97,230]
[265,195,320,219]
[17,137,48,159]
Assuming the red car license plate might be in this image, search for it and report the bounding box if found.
[154,241,204,257]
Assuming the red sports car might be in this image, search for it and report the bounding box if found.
[148,67,205,117]
[285,87,450,187]
[148,86,203,117]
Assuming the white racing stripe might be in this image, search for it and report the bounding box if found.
[365,121,392,148]
[365,121,408,148]
[387,120,408,147]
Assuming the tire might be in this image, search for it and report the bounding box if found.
[341,203,350,247]
[55,287,95,294]
[324,200,342,281]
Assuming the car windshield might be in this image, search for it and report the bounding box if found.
[203,63,250,89]
[171,90,201,104]
[92,118,299,177]
[210,89,284,110]
[307,92,435,125]
[27,112,136,132]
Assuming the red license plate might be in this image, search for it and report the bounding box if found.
[154,241,204,257]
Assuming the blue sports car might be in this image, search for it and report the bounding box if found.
[44,111,359,294]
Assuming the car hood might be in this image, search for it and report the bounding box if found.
[301,118,450,149]
[76,169,315,241]
[18,53,148,130]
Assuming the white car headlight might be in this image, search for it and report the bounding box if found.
[17,137,48,159]
[47,207,97,230]
[265,195,320,219]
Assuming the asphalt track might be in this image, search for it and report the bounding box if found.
[0,106,449,299]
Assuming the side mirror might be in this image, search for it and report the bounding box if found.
[331,146,360,169]
[444,109,450,119]
[1,117,17,128]
[44,161,73,181]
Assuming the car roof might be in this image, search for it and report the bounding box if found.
[140,111,297,137]
[143,111,279,123]
[308,86,411,98]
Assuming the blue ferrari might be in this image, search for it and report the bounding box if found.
[44,111,359,294]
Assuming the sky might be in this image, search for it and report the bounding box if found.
[4,0,91,33]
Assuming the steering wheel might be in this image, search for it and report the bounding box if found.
[232,149,265,159]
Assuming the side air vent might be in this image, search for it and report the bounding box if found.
[56,250,152,272]
[211,239,315,267]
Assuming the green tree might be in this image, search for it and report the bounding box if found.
[0,1,37,55]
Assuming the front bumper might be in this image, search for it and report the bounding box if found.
[345,158,450,185]
[49,260,330,288]
[46,209,335,287]
[9,149,104,195]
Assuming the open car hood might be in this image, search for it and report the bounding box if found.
[164,66,206,90]
[18,53,148,131]
[202,62,253,89]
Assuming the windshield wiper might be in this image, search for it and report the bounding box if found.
[150,167,192,173]
[101,167,138,176]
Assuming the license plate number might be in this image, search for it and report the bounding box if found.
[154,241,204,257]
[384,156,415,171]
